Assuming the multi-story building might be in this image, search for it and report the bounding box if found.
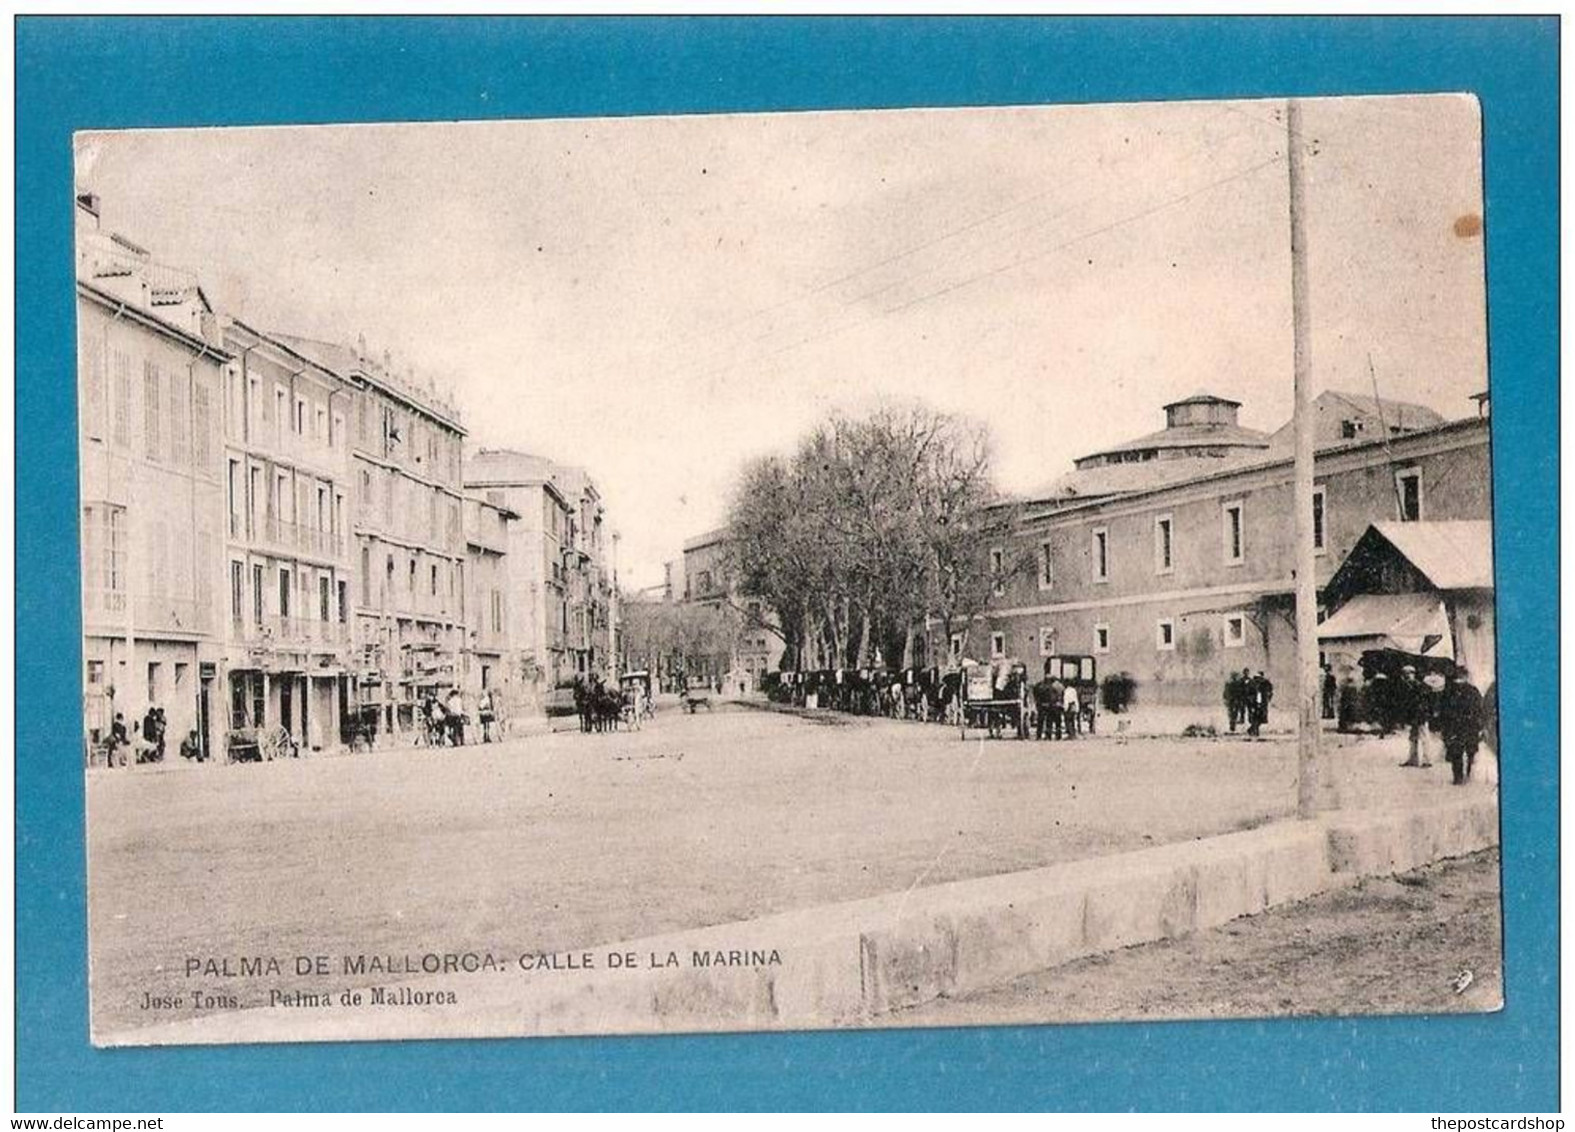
[75,192,229,761]
[552,464,614,678]
[464,449,577,694]
[274,334,469,741]
[929,390,1492,710]
[463,492,522,718]
[217,320,357,753]
[679,527,786,689]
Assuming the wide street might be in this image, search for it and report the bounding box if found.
[88,699,1488,1039]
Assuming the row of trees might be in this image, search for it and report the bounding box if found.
[723,402,1024,672]
[619,598,741,686]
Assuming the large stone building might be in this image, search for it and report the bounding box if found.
[273,334,470,741]
[463,449,613,693]
[927,389,1492,710]
[463,491,523,719]
[76,193,229,761]
[217,320,357,753]
[678,527,786,690]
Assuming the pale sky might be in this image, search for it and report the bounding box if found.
[76,95,1487,589]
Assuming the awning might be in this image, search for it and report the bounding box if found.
[1317,593,1454,660]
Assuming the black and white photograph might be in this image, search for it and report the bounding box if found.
[74,93,1501,1047]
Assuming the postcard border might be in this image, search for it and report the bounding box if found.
[15,14,1558,1112]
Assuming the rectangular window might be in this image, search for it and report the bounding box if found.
[248,375,261,441]
[338,580,349,623]
[227,459,241,535]
[230,561,244,623]
[147,661,160,705]
[990,632,1006,660]
[294,396,307,436]
[1091,527,1109,582]
[81,335,105,441]
[278,568,291,618]
[316,406,327,443]
[492,589,503,633]
[143,361,161,461]
[1222,501,1245,565]
[1156,618,1176,651]
[1396,469,1422,522]
[360,545,371,606]
[247,466,261,538]
[275,387,287,448]
[252,564,264,624]
[192,379,211,467]
[989,547,1005,596]
[1223,613,1247,648]
[112,351,132,448]
[1154,514,1174,574]
[1312,487,1327,554]
[1094,623,1110,654]
[431,564,439,596]
[1037,541,1053,590]
[1038,626,1056,657]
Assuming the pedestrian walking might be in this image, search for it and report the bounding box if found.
[1337,671,1360,732]
[1321,664,1337,720]
[1438,667,1485,786]
[1225,669,1245,733]
[446,687,465,746]
[107,712,130,768]
[478,689,495,743]
[1032,671,1058,741]
[1246,671,1274,737]
[1398,665,1432,768]
[1062,680,1081,740]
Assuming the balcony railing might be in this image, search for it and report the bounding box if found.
[257,516,347,560]
[236,615,351,648]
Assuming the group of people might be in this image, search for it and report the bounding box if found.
[418,686,497,749]
[1223,669,1276,737]
[1030,671,1087,740]
[1381,664,1491,786]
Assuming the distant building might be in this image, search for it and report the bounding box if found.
[679,527,785,690]
[464,492,524,719]
[930,390,1492,711]
[464,450,613,694]
[76,192,230,761]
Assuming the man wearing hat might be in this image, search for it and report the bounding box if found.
[1438,667,1485,785]
[1398,665,1432,768]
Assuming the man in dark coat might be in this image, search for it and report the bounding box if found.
[1438,667,1485,786]
[1032,669,1060,741]
[1246,671,1273,737]
[1224,670,1245,733]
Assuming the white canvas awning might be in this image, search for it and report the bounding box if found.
[1317,592,1454,660]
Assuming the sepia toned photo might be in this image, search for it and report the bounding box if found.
[74,94,1501,1047]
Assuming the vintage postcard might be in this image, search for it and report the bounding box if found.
[74,93,1500,1047]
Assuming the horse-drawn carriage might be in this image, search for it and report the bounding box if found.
[619,670,655,729]
[958,660,1031,739]
[1042,654,1099,734]
[226,724,299,764]
[682,676,714,714]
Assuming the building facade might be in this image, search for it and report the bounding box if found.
[76,194,229,761]
[218,321,357,753]
[463,492,525,720]
[274,335,470,741]
[679,527,786,689]
[464,449,592,695]
[931,392,1492,712]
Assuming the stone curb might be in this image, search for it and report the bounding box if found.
[110,792,1498,1046]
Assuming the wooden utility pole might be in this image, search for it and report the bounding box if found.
[1287,99,1335,818]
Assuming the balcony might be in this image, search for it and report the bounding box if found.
[255,516,348,561]
[237,615,351,649]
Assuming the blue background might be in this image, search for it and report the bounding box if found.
[15,16,1558,1112]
